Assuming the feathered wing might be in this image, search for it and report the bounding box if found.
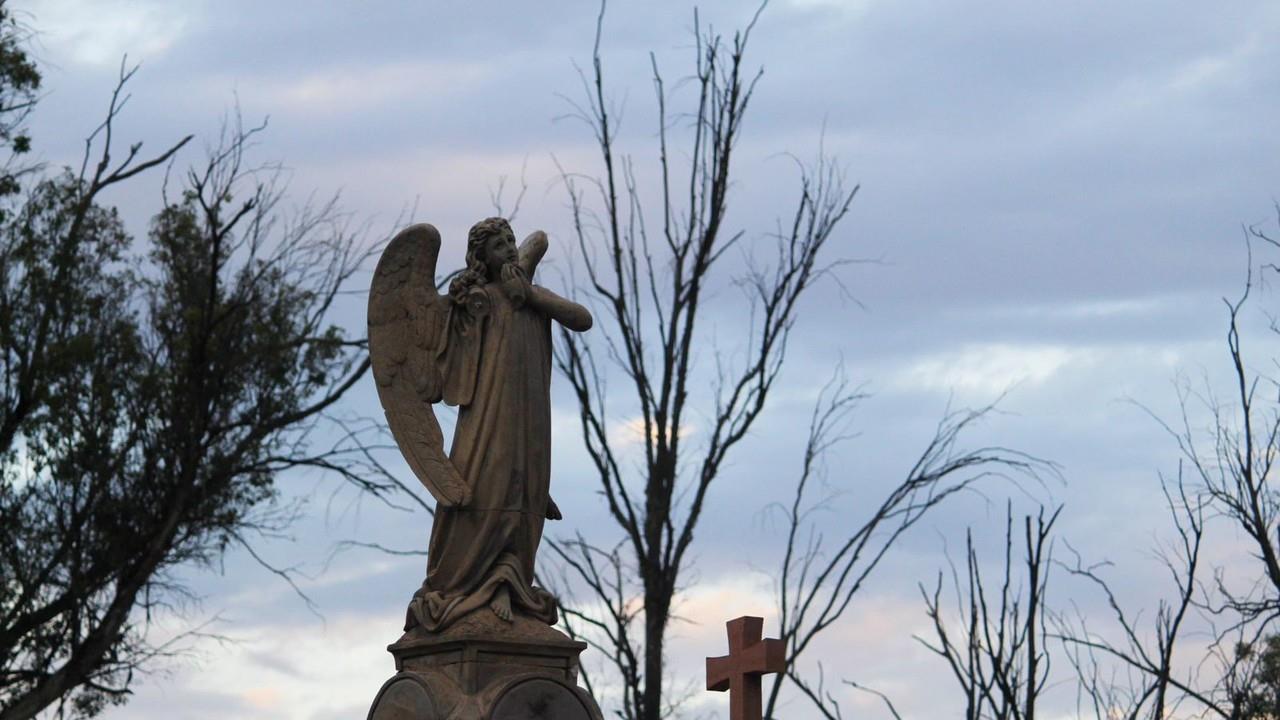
[367,223,469,507]
[518,230,548,279]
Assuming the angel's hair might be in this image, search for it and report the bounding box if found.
[449,216,512,301]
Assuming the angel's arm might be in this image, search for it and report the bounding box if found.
[528,286,592,332]
[514,230,591,331]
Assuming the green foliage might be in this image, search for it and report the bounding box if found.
[0,64,370,720]
[0,4,39,120]
[0,2,40,203]
[1236,636,1280,720]
[0,173,147,719]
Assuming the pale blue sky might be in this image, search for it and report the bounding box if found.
[15,1,1280,717]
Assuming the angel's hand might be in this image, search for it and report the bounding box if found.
[500,264,532,307]
[437,483,472,509]
[545,496,563,521]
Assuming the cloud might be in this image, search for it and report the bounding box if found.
[1162,30,1263,97]
[241,686,282,710]
[783,0,875,18]
[891,342,1096,396]
[230,59,494,118]
[26,0,194,67]
[12,0,1278,717]
[125,610,398,720]
[607,415,697,448]
[988,296,1178,321]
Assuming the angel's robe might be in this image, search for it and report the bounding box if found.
[405,281,559,631]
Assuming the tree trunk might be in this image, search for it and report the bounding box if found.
[643,585,671,720]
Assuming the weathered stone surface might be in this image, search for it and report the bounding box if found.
[490,678,592,720]
[365,220,601,718]
[391,609,586,694]
[400,609,573,647]
[367,676,437,720]
[366,610,604,719]
[368,218,591,633]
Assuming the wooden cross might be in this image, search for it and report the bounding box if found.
[706,616,785,720]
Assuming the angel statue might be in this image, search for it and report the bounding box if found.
[368,217,592,632]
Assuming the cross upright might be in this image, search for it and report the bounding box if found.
[706,616,785,720]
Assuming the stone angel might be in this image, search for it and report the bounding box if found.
[367,217,592,631]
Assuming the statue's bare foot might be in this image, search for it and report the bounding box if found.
[489,585,512,622]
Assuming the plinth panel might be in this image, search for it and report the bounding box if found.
[369,675,438,720]
[490,678,591,720]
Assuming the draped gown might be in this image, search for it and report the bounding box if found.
[405,282,558,631]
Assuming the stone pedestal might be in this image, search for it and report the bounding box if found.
[367,612,604,720]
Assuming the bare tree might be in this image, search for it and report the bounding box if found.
[1054,473,1210,720]
[548,3,857,718]
[914,503,1060,720]
[1046,215,1280,719]
[764,374,1053,720]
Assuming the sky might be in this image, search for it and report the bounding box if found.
[13,0,1280,718]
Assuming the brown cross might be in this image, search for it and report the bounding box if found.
[706,616,785,720]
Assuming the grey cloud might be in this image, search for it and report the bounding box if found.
[12,0,1279,717]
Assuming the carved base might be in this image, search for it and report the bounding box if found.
[367,611,604,720]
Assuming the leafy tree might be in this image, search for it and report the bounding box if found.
[0,60,375,720]
[1237,635,1280,720]
[0,2,40,201]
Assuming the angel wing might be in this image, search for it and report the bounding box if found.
[519,230,548,279]
[368,223,469,508]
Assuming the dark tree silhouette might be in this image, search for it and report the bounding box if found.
[1050,218,1280,720]
[765,375,1053,720]
[916,504,1060,720]
[0,2,40,203]
[0,64,379,719]
[546,3,857,718]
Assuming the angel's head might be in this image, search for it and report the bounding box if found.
[470,217,518,278]
[449,217,520,302]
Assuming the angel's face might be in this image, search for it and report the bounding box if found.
[482,228,518,278]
